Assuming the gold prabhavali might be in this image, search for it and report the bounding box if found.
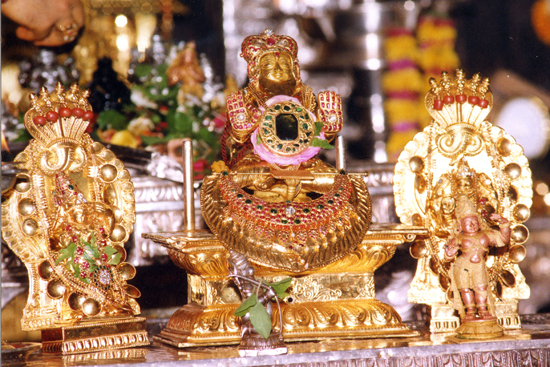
[1,83,148,353]
[394,70,532,333]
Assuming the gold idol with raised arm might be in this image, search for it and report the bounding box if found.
[394,70,532,336]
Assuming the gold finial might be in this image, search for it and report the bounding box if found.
[425,69,493,129]
[456,69,465,95]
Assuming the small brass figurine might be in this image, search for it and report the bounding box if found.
[1,83,148,353]
[394,70,532,335]
[444,195,509,338]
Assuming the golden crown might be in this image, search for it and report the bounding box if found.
[241,29,298,65]
[425,70,493,129]
[455,194,478,220]
[24,83,93,148]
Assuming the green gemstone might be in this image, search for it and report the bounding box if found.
[222,171,229,176]
[317,204,324,209]
[286,147,291,152]
[294,219,301,224]
[237,193,243,198]
[304,114,309,120]
[274,105,281,110]
[303,208,311,213]
[256,205,263,210]
[328,200,334,205]
[277,144,283,150]
[306,132,312,137]
[245,199,252,204]
[283,105,291,111]
[296,107,303,112]
[265,115,272,120]
[302,123,308,130]
[281,219,288,224]
[271,209,278,214]
[68,185,74,190]
[263,128,270,135]
[334,193,340,197]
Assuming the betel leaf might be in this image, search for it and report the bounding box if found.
[265,278,292,299]
[249,301,272,339]
[234,293,258,317]
[56,243,77,265]
[104,246,118,256]
[310,138,334,150]
[314,121,323,136]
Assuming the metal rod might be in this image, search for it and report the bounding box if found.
[335,135,345,171]
[183,138,195,232]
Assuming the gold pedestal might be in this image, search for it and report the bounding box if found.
[144,224,427,347]
[41,316,149,354]
[456,319,504,340]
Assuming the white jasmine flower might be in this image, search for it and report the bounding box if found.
[131,89,158,109]
[128,116,155,136]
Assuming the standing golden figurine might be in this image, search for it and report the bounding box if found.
[1,83,149,354]
[394,70,532,336]
[145,30,427,349]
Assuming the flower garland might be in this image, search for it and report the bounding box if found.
[383,14,460,161]
[382,28,423,161]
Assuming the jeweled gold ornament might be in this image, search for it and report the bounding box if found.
[394,70,532,335]
[145,31,427,350]
[1,82,148,354]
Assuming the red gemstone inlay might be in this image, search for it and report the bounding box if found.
[83,110,94,120]
[479,99,489,108]
[443,95,454,104]
[456,94,467,103]
[468,96,480,105]
[33,115,47,125]
[59,107,72,117]
[267,38,275,45]
[72,108,84,117]
[46,111,59,122]
[433,100,444,110]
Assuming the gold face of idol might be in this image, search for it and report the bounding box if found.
[258,51,297,96]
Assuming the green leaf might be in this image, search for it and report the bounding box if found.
[110,253,122,265]
[198,127,218,147]
[168,111,193,135]
[310,138,334,150]
[140,135,171,146]
[265,278,292,299]
[234,293,258,317]
[82,240,100,259]
[314,121,324,136]
[96,110,128,130]
[256,132,262,146]
[134,64,153,78]
[88,264,98,274]
[249,301,272,339]
[56,243,77,265]
[104,246,118,256]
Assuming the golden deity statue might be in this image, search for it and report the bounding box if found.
[394,70,532,335]
[206,29,371,272]
[1,83,148,353]
[145,31,427,350]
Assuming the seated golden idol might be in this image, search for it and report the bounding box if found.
[145,30,426,348]
[205,29,371,273]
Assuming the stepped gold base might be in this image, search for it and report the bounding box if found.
[41,316,150,354]
[154,299,414,348]
[145,224,427,348]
